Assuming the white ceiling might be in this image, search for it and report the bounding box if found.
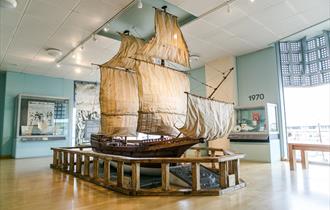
[0,0,130,81]
[170,0,330,67]
[0,0,329,81]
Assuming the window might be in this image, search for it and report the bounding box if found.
[279,31,330,87]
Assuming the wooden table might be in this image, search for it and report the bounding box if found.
[288,143,330,170]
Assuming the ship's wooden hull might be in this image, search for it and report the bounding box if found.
[91,134,201,158]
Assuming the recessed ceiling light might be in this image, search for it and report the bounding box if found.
[56,63,61,68]
[46,48,62,58]
[250,0,255,2]
[75,68,81,74]
[0,0,17,8]
[72,54,76,59]
[75,54,81,61]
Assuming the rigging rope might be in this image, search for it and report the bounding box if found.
[188,73,215,90]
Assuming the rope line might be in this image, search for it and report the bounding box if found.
[188,73,215,90]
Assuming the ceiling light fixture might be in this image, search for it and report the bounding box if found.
[56,63,61,68]
[0,0,17,8]
[46,48,63,58]
[72,54,76,59]
[137,0,143,9]
[189,54,200,62]
[250,0,255,2]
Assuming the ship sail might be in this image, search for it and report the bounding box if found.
[134,8,190,136]
[100,34,144,137]
[135,9,190,68]
[179,93,234,141]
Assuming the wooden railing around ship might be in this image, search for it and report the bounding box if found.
[50,146,245,196]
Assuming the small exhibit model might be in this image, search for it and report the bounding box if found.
[91,6,234,158]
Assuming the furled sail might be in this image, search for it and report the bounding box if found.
[135,9,190,68]
[136,61,190,136]
[179,93,234,141]
[100,34,144,137]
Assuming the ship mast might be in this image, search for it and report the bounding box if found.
[133,6,191,137]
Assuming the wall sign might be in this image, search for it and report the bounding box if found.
[248,93,265,101]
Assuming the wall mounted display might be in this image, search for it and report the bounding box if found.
[74,81,100,145]
[16,94,69,141]
[228,103,279,142]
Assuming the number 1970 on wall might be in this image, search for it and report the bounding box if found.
[248,93,264,101]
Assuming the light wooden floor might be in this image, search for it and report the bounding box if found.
[0,158,329,210]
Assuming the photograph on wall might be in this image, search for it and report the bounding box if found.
[74,81,100,145]
[26,101,55,135]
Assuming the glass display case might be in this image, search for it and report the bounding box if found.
[228,103,279,142]
[15,94,70,141]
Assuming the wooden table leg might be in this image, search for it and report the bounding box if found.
[288,144,296,171]
[301,150,309,169]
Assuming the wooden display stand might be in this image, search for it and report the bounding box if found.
[288,143,330,170]
[50,146,246,196]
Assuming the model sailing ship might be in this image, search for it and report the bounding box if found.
[91,7,234,157]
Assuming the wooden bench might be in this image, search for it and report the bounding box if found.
[288,143,330,170]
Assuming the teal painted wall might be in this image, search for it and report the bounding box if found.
[189,66,206,97]
[235,47,284,160]
[236,47,280,106]
[0,72,6,156]
[0,71,74,158]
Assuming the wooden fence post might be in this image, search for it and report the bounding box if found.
[161,163,170,191]
[84,155,90,177]
[211,150,216,169]
[228,160,234,175]
[117,161,124,187]
[103,160,110,185]
[63,151,68,171]
[52,150,57,168]
[69,153,75,174]
[76,154,82,174]
[192,162,201,192]
[219,162,228,189]
[93,157,99,179]
[232,159,240,185]
[58,151,63,169]
[131,162,140,191]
